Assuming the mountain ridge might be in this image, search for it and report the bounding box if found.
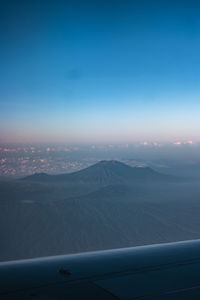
[22,160,175,184]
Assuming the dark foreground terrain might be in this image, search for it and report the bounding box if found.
[1,160,200,262]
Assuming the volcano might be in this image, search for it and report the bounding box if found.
[23,160,173,184]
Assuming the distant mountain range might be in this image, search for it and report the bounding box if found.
[0,160,179,205]
[23,160,175,184]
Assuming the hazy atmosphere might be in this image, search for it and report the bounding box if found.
[1,0,200,263]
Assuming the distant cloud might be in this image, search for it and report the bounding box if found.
[142,141,149,146]
[153,142,163,147]
[173,140,194,146]
[185,140,193,145]
[174,141,182,145]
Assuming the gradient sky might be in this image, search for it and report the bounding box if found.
[1,0,200,144]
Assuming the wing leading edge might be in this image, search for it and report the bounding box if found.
[1,240,200,299]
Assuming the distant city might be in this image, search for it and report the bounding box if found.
[0,145,95,177]
[0,142,199,178]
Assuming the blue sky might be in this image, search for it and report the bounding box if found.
[1,0,200,144]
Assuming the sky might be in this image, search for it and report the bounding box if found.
[1,0,200,144]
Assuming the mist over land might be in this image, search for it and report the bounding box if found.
[1,154,200,262]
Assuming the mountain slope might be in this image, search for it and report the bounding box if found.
[23,160,174,184]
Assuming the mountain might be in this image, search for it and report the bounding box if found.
[23,160,175,184]
[22,172,49,180]
[0,161,176,205]
[1,160,198,262]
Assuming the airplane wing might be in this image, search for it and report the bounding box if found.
[1,239,200,299]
